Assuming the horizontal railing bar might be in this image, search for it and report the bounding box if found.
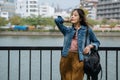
[0,46,120,50]
[99,47,120,50]
[0,46,63,50]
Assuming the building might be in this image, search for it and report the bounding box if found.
[97,0,120,19]
[0,1,15,20]
[54,11,70,18]
[15,0,39,17]
[0,11,9,20]
[80,0,98,20]
[39,3,55,17]
[5,0,14,3]
[15,0,25,17]
[0,0,14,3]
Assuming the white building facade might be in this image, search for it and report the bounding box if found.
[15,0,39,17]
[54,11,70,18]
[0,1,15,20]
[8,0,69,18]
[80,0,98,20]
[0,11,9,20]
[39,3,55,17]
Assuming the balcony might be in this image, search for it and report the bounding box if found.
[0,46,120,80]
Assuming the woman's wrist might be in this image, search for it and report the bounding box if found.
[88,45,94,49]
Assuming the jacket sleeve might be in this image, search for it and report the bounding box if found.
[54,16,68,35]
[88,28,100,50]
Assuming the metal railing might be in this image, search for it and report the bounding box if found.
[0,46,120,80]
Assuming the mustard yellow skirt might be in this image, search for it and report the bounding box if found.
[60,51,84,80]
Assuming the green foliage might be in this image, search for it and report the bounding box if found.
[24,16,39,27]
[9,15,21,25]
[21,16,55,27]
[7,15,56,30]
[87,18,100,26]
[101,18,108,24]
[109,22,117,28]
[0,17,8,26]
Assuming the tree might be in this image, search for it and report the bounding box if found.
[101,18,107,25]
[109,22,116,30]
[24,15,40,27]
[9,15,21,25]
[87,18,100,27]
[0,17,8,26]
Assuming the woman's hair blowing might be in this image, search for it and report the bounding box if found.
[72,8,89,27]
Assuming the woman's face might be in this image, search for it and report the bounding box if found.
[70,10,80,24]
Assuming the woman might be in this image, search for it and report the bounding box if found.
[55,8,100,80]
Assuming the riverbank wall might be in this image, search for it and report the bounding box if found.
[0,31,120,37]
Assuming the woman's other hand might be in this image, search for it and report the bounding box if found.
[83,45,93,54]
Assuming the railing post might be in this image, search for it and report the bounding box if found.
[29,50,31,80]
[40,50,42,80]
[116,50,118,80]
[50,50,52,80]
[8,50,10,80]
[18,50,21,80]
[105,50,108,80]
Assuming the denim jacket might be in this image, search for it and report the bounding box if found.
[55,16,100,61]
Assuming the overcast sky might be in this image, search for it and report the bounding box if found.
[40,0,80,9]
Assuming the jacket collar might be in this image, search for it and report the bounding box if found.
[72,25,87,30]
[81,25,87,30]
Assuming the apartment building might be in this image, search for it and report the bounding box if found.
[15,0,39,17]
[4,0,14,3]
[39,3,55,17]
[1,0,68,18]
[80,0,98,20]
[0,1,15,19]
[97,0,120,19]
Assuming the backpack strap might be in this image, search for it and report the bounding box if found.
[87,75,90,80]
[100,65,103,80]
[84,27,88,47]
[85,27,91,80]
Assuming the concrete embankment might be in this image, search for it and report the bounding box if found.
[94,32,120,37]
[0,31,62,36]
[0,31,120,37]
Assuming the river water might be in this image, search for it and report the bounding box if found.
[0,36,120,80]
[0,36,120,47]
